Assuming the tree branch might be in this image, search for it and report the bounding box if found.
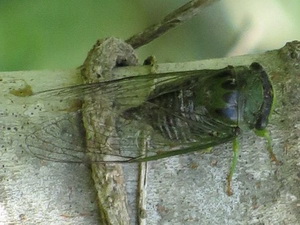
[126,0,219,49]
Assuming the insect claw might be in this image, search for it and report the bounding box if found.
[270,154,283,165]
[267,143,282,165]
[143,56,158,74]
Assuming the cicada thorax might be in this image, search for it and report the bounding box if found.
[194,66,240,127]
[195,63,273,132]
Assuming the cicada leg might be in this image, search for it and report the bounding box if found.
[137,131,149,224]
[255,129,282,165]
[226,138,240,196]
[143,55,158,74]
[203,147,213,153]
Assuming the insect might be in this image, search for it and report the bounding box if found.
[24,62,278,195]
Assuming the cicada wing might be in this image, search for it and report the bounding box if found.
[113,99,238,162]
[25,111,90,163]
[32,68,224,111]
[24,109,136,163]
[24,66,240,163]
[25,106,236,164]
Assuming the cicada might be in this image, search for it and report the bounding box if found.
[24,62,277,195]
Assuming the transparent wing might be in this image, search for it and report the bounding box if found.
[33,69,224,109]
[24,104,236,164]
[24,67,240,163]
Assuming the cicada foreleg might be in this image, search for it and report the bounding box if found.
[226,129,282,196]
[226,138,240,196]
[255,129,282,165]
[143,55,158,74]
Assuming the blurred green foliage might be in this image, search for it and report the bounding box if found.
[0,0,299,71]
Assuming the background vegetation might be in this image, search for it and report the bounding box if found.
[1,0,300,71]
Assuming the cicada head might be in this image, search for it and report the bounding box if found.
[194,62,274,132]
[237,62,274,131]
